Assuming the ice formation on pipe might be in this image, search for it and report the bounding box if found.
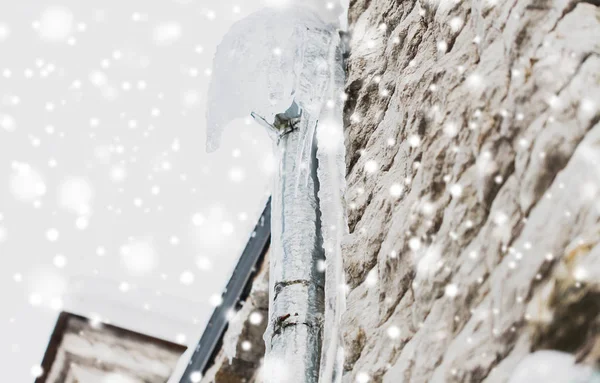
[314,27,347,383]
[206,6,336,153]
[206,5,347,382]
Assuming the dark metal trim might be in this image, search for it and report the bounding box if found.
[180,198,271,382]
[35,312,69,383]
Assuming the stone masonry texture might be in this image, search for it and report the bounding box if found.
[341,0,600,382]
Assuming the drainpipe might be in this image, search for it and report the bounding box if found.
[252,104,325,383]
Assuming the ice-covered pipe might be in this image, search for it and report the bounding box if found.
[205,6,348,383]
[257,103,325,383]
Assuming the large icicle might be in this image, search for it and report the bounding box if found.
[206,6,335,154]
[314,28,348,383]
[205,6,348,382]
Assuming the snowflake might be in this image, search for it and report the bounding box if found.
[0,22,10,42]
[206,10,217,20]
[196,256,212,271]
[317,259,327,272]
[365,269,378,287]
[493,211,508,226]
[466,73,484,91]
[192,213,205,226]
[119,282,131,292]
[29,293,43,306]
[229,167,245,182]
[9,162,46,202]
[30,365,44,378]
[249,312,263,325]
[1,113,16,132]
[50,297,63,311]
[222,222,234,235]
[189,371,202,383]
[437,40,448,53]
[176,333,187,344]
[444,121,459,137]
[58,177,93,215]
[53,254,67,268]
[416,245,442,279]
[179,271,195,285]
[408,134,421,148]
[449,184,463,198]
[579,98,596,118]
[445,283,459,298]
[389,183,404,198]
[241,340,252,351]
[408,237,421,251]
[120,239,158,275]
[46,228,59,242]
[387,325,401,339]
[209,294,223,307]
[364,160,378,174]
[109,165,127,182]
[546,94,562,109]
[153,22,182,45]
[415,199,432,216]
[356,372,370,383]
[38,6,73,42]
[449,17,464,32]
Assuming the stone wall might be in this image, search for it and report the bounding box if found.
[341,0,600,382]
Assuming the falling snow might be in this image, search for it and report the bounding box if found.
[0,2,279,381]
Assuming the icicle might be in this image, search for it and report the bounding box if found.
[222,308,247,364]
[315,28,348,383]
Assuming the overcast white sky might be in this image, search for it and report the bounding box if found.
[0,0,346,381]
